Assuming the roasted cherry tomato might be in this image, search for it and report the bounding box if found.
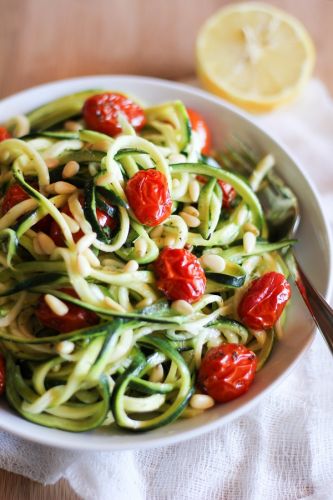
[83,92,146,137]
[0,126,11,142]
[187,108,212,156]
[1,182,51,232]
[154,247,206,303]
[0,355,5,396]
[197,175,237,209]
[36,288,99,333]
[125,169,172,227]
[238,272,291,330]
[50,198,117,246]
[198,343,257,403]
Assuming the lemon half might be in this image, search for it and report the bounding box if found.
[196,2,315,112]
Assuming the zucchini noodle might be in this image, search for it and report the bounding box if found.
[0,91,296,433]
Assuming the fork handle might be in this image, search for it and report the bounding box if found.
[296,262,333,355]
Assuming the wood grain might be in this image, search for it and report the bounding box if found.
[0,0,332,498]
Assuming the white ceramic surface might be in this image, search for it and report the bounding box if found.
[0,75,331,451]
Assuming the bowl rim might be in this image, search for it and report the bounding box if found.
[0,74,332,451]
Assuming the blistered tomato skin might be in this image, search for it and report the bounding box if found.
[187,108,212,156]
[198,343,257,403]
[238,272,291,330]
[0,126,11,142]
[154,247,206,303]
[0,355,5,396]
[125,169,172,227]
[36,289,99,333]
[83,93,146,137]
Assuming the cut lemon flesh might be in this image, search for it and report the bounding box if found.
[196,2,315,112]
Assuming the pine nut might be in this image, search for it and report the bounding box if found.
[55,181,77,194]
[149,364,164,383]
[45,294,69,316]
[89,163,98,176]
[150,225,164,238]
[200,254,226,273]
[134,237,147,257]
[55,340,75,355]
[33,236,44,255]
[76,233,97,253]
[94,140,111,152]
[77,254,91,277]
[36,232,56,255]
[243,223,260,236]
[61,212,80,233]
[62,160,80,179]
[243,231,256,254]
[183,205,200,217]
[172,178,180,188]
[189,180,200,202]
[123,260,139,273]
[189,394,215,410]
[64,120,83,132]
[45,158,59,168]
[171,299,194,315]
[180,212,201,228]
[84,248,100,267]
[104,296,126,312]
[169,153,186,164]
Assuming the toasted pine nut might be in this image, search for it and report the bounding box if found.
[45,158,59,168]
[61,212,80,233]
[64,120,83,132]
[76,233,97,253]
[36,232,56,255]
[183,205,200,217]
[123,260,139,273]
[89,163,98,176]
[189,180,200,203]
[180,212,201,228]
[33,236,44,255]
[200,254,226,273]
[134,237,147,257]
[55,340,75,355]
[84,248,100,267]
[150,225,164,238]
[45,294,69,316]
[189,394,215,410]
[172,178,180,188]
[149,364,164,383]
[243,231,256,254]
[169,153,186,164]
[62,160,80,179]
[93,140,111,152]
[104,296,126,312]
[243,223,260,236]
[77,254,91,277]
[55,181,77,194]
[171,299,194,315]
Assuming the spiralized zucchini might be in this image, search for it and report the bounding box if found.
[0,91,295,432]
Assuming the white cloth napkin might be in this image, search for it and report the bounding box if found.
[0,79,333,500]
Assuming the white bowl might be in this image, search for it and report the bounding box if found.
[0,75,331,451]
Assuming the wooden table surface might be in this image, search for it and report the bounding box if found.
[0,0,332,498]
